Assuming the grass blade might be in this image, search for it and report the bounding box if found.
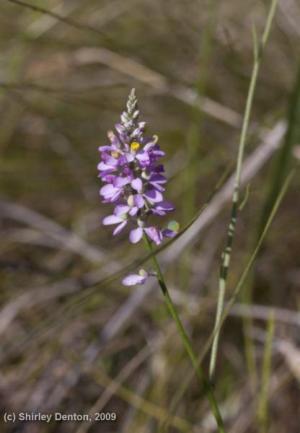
[209,0,279,379]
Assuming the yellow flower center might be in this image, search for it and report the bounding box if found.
[130,141,140,152]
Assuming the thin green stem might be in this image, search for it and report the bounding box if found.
[143,235,226,433]
[209,0,278,379]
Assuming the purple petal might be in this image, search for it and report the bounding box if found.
[151,145,165,157]
[97,162,115,171]
[151,208,166,216]
[117,155,127,166]
[149,174,166,184]
[100,186,122,202]
[152,149,165,157]
[100,184,118,198]
[122,273,147,286]
[103,215,124,225]
[111,191,123,202]
[129,206,138,216]
[114,176,130,188]
[155,201,175,212]
[131,178,143,193]
[103,156,119,166]
[125,153,134,163]
[98,145,113,152]
[129,227,143,244]
[143,141,156,152]
[99,174,116,183]
[162,228,176,238]
[144,226,163,245]
[114,205,130,216]
[144,189,163,204]
[149,181,165,192]
[136,152,150,163]
[134,194,145,209]
[113,220,127,235]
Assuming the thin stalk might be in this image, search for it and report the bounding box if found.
[143,235,226,433]
[209,0,278,379]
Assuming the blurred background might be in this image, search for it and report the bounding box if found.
[0,0,299,432]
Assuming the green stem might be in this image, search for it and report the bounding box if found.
[209,0,278,379]
[143,234,226,433]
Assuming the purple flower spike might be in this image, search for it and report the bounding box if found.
[98,89,177,285]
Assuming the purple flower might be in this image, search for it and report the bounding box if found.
[98,89,179,285]
[129,227,143,244]
[122,269,149,286]
[144,226,163,245]
[102,214,127,235]
[100,176,131,202]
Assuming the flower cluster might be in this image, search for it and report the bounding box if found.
[98,89,178,284]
